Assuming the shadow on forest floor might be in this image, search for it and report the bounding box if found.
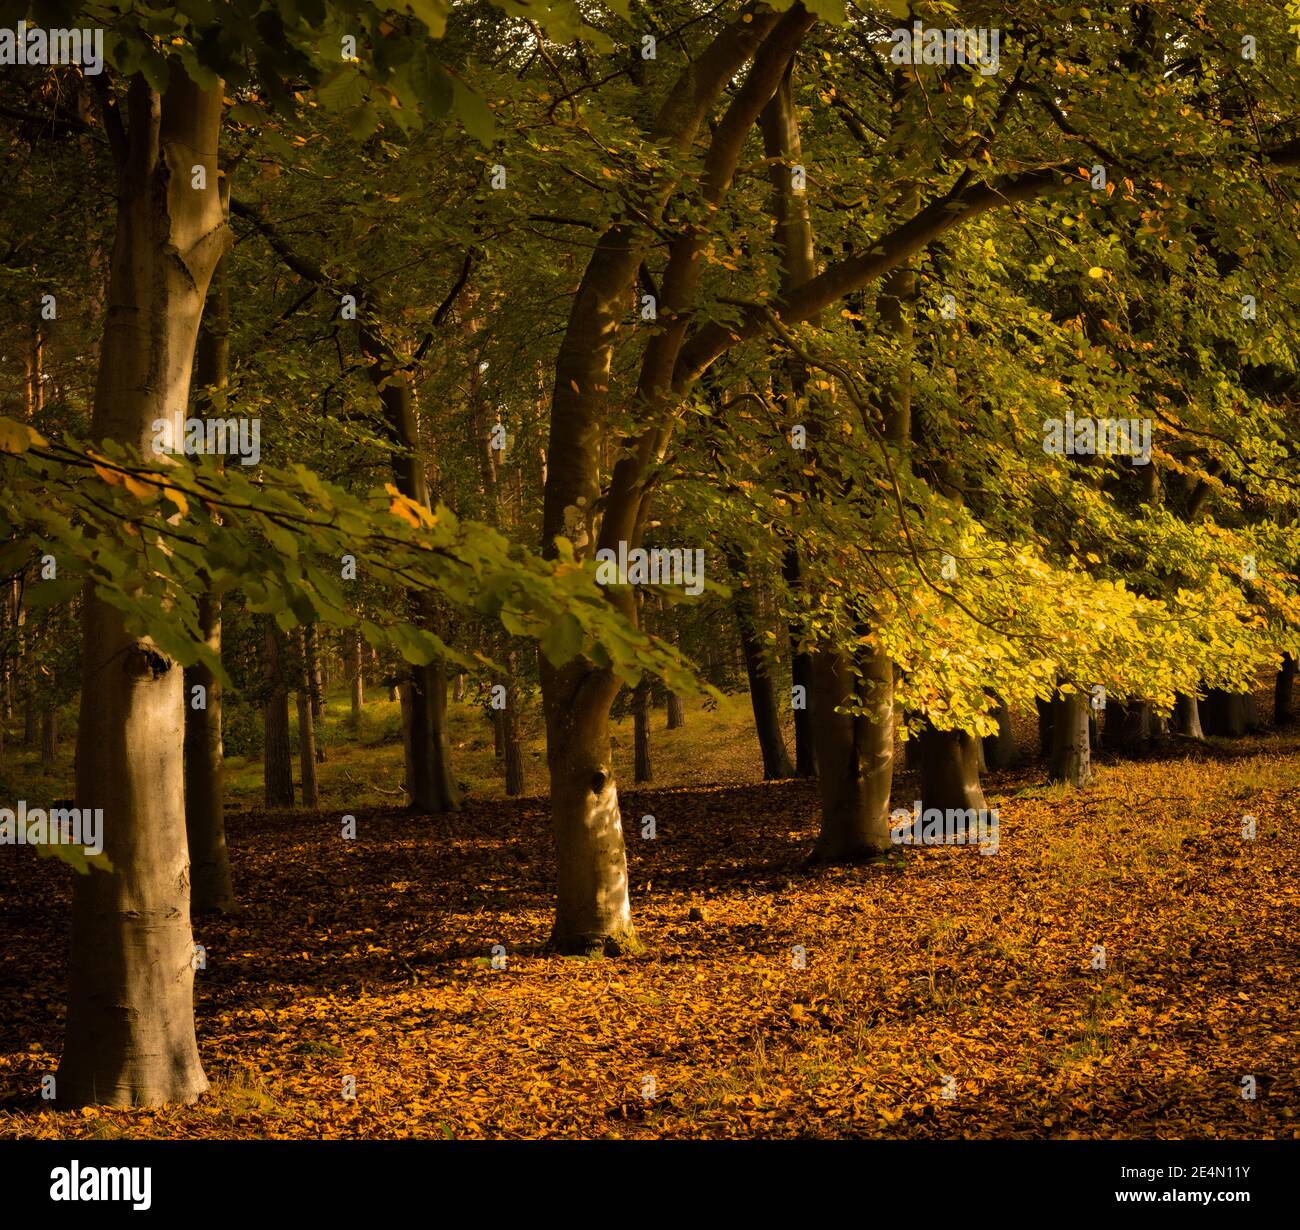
[1,715,1297,1139]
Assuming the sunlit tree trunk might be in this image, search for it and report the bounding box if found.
[1049,691,1092,788]
[59,67,228,1108]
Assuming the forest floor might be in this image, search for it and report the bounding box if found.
[1,694,1297,1139]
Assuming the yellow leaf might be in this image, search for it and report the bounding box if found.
[122,473,155,500]
[0,417,45,454]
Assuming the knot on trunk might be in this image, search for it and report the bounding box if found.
[124,645,172,680]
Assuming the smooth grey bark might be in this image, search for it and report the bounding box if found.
[1049,691,1092,788]
[919,724,988,813]
[59,66,228,1108]
[809,646,894,861]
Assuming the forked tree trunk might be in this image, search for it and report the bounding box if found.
[184,246,232,916]
[536,6,806,953]
[982,696,1015,770]
[59,67,228,1108]
[919,724,988,814]
[809,646,894,861]
[263,625,294,808]
[1276,654,1296,726]
[1049,691,1092,788]
[633,677,653,783]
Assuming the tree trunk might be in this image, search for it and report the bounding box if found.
[536,7,804,953]
[1201,689,1248,737]
[1276,654,1296,726]
[402,656,460,813]
[809,646,894,861]
[666,691,685,729]
[305,623,325,759]
[184,243,232,916]
[296,631,320,809]
[184,590,232,914]
[1106,700,1150,752]
[1173,692,1204,739]
[982,696,1015,769]
[919,724,988,813]
[733,574,794,780]
[783,548,817,778]
[59,66,228,1108]
[347,629,364,728]
[263,625,294,807]
[503,667,525,797]
[1049,691,1092,788]
[633,677,653,783]
[40,706,58,771]
[1036,696,1055,758]
[542,657,636,955]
